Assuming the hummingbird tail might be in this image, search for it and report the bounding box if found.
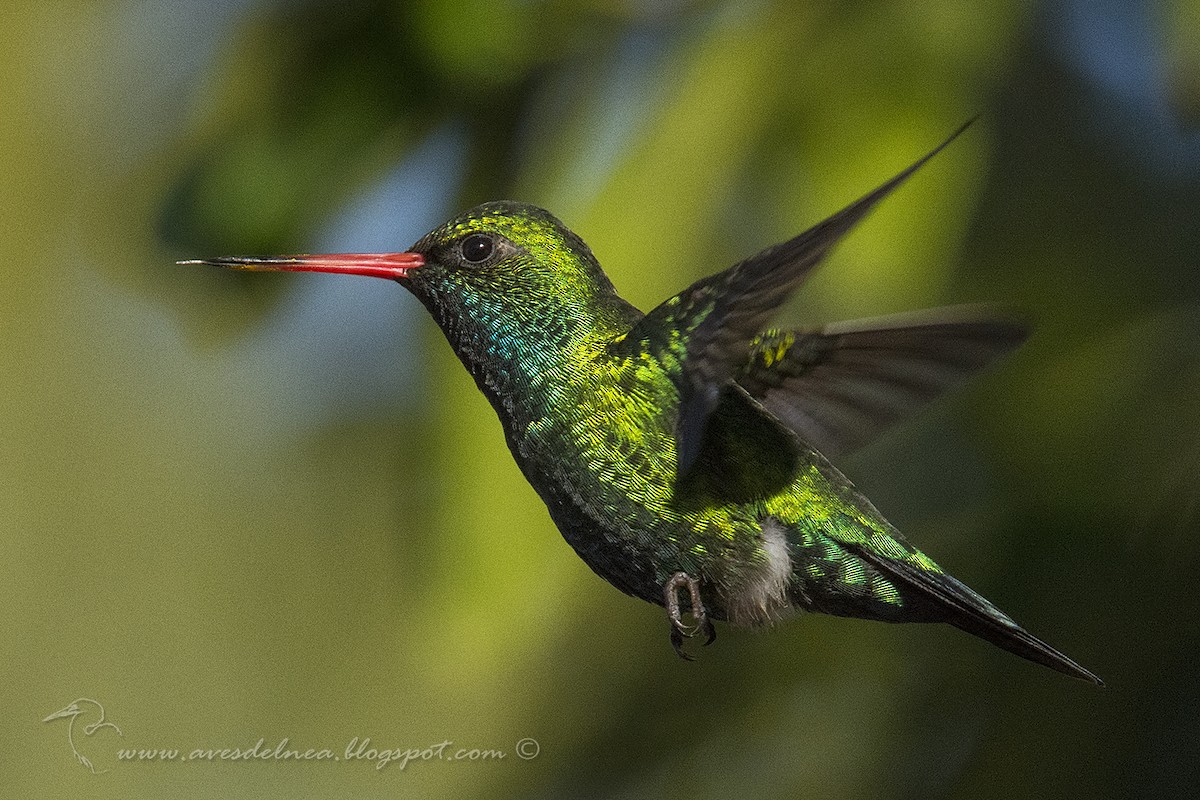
[853,546,1104,684]
[940,595,1104,685]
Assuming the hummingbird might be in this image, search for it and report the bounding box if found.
[184,122,1101,684]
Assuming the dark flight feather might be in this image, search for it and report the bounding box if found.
[630,120,978,477]
[736,309,1030,461]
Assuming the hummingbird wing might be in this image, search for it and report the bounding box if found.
[735,310,1029,461]
[631,120,975,476]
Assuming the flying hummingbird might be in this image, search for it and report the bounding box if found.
[183,122,1101,684]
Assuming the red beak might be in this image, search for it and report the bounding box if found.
[178,252,425,280]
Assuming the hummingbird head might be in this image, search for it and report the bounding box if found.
[399,202,631,339]
[182,202,641,396]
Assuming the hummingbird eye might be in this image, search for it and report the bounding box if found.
[460,234,494,264]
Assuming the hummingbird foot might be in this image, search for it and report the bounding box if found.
[664,572,717,659]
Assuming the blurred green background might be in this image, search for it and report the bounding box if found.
[3,0,1198,797]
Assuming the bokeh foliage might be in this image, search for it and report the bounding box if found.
[2,0,1198,797]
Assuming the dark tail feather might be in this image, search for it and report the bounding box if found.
[856,547,1104,685]
[942,596,1104,685]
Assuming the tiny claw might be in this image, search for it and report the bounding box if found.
[670,626,693,661]
[663,571,713,659]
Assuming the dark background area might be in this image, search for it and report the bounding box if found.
[3,1,1198,796]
